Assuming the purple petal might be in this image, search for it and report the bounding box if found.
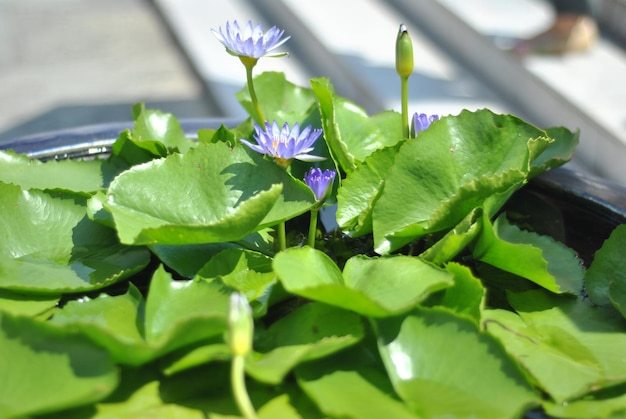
[240,139,267,154]
[212,20,289,59]
[304,168,337,200]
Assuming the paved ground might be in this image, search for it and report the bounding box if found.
[1,0,625,183]
[0,0,210,140]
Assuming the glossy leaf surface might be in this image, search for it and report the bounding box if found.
[0,150,109,192]
[585,224,626,310]
[296,348,420,419]
[49,267,230,365]
[246,302,363,384]
[311,78,402,172]
[486,289,626,403]
[473,213,584,294]
[274,247,453,317]
[0,312,118,418]
[106,142,315,245]
[376,307,539,418]
[372,110,563,253]
[0,182,149,294]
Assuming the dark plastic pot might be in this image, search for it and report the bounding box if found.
[1,120,625,265]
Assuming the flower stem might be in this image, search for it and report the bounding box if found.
[308,209,319,248]
[231,355,258,419]
[245,63,266,124]
[277,221,286,251]
[401,76,409,138]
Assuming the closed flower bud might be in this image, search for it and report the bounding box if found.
[395,24,414,79]
[228,292,254,357]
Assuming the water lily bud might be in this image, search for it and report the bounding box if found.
[411,113,439,137]
[395,24,414,79]
[304,168,337,202]
[228,292,254,357]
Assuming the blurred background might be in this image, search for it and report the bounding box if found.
[1,0,625,182]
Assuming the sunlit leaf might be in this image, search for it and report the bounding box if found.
[486,289,626,402]
[197,248,277,316]
[130,102,196,154]
[246,302,363,384]
[0,289,58,318]
[106,142,315,245]
[237,72,318,125]
[274,247,452,317]
[372,110,555,254]
[296,348,420,419]
[336,145,398,236]
[49,267,230,366]
[0,149,111,192]
[376,306,539,418]
[0,312,118,418]
[585,224,626,310]
[435,262,486,322]
[473,213,583,294]
[0,182,149,294]
[311,78,402,172]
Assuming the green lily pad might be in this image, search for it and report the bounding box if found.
[0,149,111,192]
[0,289,59,317]
[296,348,420,419]
[237,71,318,124]
[0,312,118,418]
[130,102,196,154]
[473,213,584,294]
[336,145,398,237]
[488,289,626,401]
[0,182,149,295]
[435,262,486,322]
[372,110,558,254]
[529,126,579,177]
[311,77,402,172]
[106,142,315,245]
[49,266,230,366]
[419,207,483,265]
[110,129,169,166]
[274,247,453,317]
[585,224,626,308]
[246,302,363,384]
[542,382,626,418]
[375,306,539,418]
[197,248,277,316]
[58,362,321,419]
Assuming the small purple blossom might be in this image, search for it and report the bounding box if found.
[411,113,439,137]
[304,168,336,201]
[211,20,290,60]
[241,121,325,166]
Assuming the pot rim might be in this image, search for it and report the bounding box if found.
[0,118,240,160]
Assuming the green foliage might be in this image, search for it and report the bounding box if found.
[0,71,621,419]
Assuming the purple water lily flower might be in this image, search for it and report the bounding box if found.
[304,168,336,202]
[212,20,290,60]
[241,121,325,167]
[411,113,439,137]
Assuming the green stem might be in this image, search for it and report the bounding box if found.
[308,209,319,248]
[277,221,286,251]
[401,76,409,138]
[245,63,266,124]
[231,355,258,419]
